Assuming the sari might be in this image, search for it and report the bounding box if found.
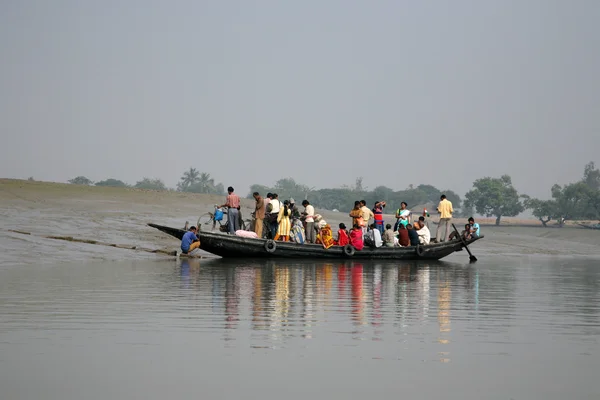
[349,228,364,250]
[318,224,335,249]
[336,229,349,246]
[396,209,411,228]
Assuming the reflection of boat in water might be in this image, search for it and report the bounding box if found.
[577,223,600,230]
[149,223,483,260]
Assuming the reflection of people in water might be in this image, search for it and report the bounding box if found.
[351,264,366,325]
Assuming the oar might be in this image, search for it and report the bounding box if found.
[452,223,477,262]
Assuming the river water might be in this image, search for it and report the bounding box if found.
[1,249,599,399]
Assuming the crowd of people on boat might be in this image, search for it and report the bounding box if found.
[180,188,481,254]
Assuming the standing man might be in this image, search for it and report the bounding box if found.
[269,193,282,239]
[435,194,453,242]
[372,201,386,234]
[302,200,315,243]
[219,186,240,234]
[253,192,265,238]
[263,193,273,238]
[359,200,374,235]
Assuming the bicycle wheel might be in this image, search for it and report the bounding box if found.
[242,219,254,231]
[197,213,216,231]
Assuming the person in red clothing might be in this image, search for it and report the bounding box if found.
[349,224,364,250]
[336,223,349,246]
[372,201,386,234]
[397,223,410,247]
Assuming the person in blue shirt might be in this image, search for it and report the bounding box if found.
[181,226,200,254]
[468,217,480,238]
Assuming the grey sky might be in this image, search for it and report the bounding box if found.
[1,0,599,199]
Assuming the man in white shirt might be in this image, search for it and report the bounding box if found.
[415,221,431,245]
[302,200,316,243]
[268,193,282,239]
[367,224,383,248]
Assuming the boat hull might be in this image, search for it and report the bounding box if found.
[149,223,483,261]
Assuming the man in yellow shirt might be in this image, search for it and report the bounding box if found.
[436,194,453,242]
[359,200,374,234]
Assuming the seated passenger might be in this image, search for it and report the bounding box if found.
[406,224,420,246]
[415,221,431,245]
[367,224,383,248]
[468,217,480,238]
[181,226,200,254]
[398,224,410,247]
[318,224,335,249]
[462,224,473,240]
[349,224,364,250]
[382,223,395,247]
[336,223,349,246]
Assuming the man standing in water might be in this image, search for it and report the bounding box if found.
[219,186,240,234]
[435,194,453,242]
[181,226,200,254]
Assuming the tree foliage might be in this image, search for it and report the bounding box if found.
[95,178,127,187]
[174,169,225,194]
[464,175,524,225]
[134,178,166,191]
[68,176,93,185]
[177,168,200,192]
[524,162,600,226]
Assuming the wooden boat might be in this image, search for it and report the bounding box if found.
[577,223,600,230]
[148,223,483,260]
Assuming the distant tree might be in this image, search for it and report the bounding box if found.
[523,197,558,227]
[247,184,273,198]
[27,176,35,181]
[464,175,524,225]
[550,182,594,225]
[134,178,166,191]
[371,186,395,203]
[416,184,441,203]
[95,178,127,187]
[177,168,201,191]
[68,176,93,185]
[185,172,224,194]
[583,162,600,190]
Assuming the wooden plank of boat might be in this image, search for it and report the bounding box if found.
[149,223,483,260]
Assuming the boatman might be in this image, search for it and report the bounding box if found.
[219,186,241,234]
[181,226,200,254]
[435,194,453,242]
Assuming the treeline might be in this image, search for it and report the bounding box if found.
[249,177,464,216]
[68,176,168,190]
[67,168,225,194]
[66,161,600,227]
[461,161,599,225]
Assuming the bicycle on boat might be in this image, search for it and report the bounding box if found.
[196,205,253,232]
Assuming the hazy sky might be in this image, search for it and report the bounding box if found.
[1,0,599,199]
